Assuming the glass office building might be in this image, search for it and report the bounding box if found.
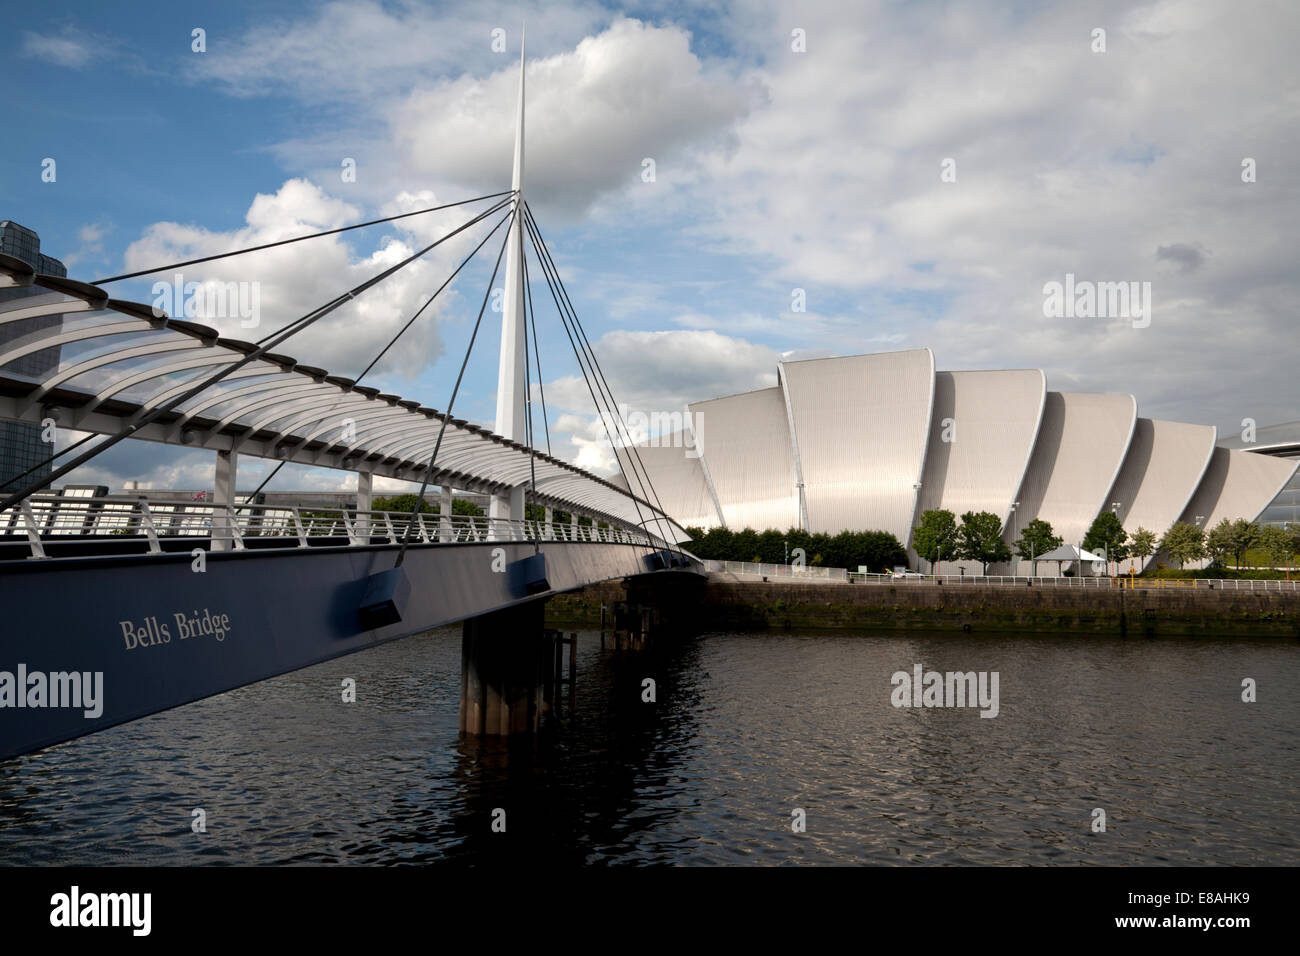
[0,221,66,490]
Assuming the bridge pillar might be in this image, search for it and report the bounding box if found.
[212,449,236,552]
[460,599,551,735]
[489,487,524,540]
[354,471,372,545]
[544,505,553,540]
[439,485,453,542]
[570,510,579,541]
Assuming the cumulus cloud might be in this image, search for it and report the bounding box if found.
[389,18,757,218]
[119,178,503,384]
[539,328,779,473]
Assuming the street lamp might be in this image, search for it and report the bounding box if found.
[1110,501,1121,576]
[1009,500,1020,578]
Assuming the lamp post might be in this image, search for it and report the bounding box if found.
[1009,500,1020,578]
[1110,501,1121,577]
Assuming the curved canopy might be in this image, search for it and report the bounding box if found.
[0,255,687,542]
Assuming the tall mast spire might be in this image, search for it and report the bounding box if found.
[491,25,528,526]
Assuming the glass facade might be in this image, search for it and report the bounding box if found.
[1218,422,1300,529]
[0,220,66,490]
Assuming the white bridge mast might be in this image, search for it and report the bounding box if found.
[491,29,528,528]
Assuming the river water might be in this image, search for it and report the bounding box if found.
[0,628,1295,865]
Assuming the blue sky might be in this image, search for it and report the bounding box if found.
[3,0,1296,491]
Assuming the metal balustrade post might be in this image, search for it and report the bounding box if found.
[137,500,162,554]
[20,500,46,559]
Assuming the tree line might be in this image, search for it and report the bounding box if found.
[912,507,1300,574]
[683,526,908,572]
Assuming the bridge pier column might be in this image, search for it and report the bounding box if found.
[544,505,553,541]
[354,471,372,545]
[489,486,524,540]
[212,449,236,552]
[460,599,551,735]
[439,485,453,542]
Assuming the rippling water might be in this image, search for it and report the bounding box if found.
[1,629,1296,865]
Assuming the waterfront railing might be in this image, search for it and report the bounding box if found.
[1,494,668,559]
[704,559,1300,592]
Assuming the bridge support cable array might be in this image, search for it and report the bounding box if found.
[393,204,520,569]
[519,211,656,551]
[233,203,517,514]
[91,190,515,286]
[520,230,547,555]
[0,194,515,515]
[522,204,681,556]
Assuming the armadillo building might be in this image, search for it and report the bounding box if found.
[622,349,1298,572]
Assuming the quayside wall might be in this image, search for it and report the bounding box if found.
[547,578,1300,637]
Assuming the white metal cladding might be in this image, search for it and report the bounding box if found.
[0,263,687,541]
[1176,446,1300,530]
[779,349,935,543]
[688,386,799,531]
[614,437,721,530]
[917,369,1045,527]
[1107,418,1216,570]
[1013,391,1137,548]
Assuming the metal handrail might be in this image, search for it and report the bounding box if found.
[1,494,664,559]
[702,559,1300,592]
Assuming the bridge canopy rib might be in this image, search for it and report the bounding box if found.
[0,258,689,542]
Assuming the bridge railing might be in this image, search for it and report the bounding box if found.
[1,494,662,559]
[701,559,1300,592]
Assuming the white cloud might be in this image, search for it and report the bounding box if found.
[388,17,758,219]
[120,179,497,384]
[21,29,101,68]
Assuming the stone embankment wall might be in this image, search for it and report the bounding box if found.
[546,577,1300,637]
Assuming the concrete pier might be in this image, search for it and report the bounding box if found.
[460,599,554,735]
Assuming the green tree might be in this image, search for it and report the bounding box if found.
[1126,527,1158,572]
[957,510,1012,574]
[1258,524,1292,570]
[372,493,434,514]
[1205,518,1234,567]
[1083,510,1128,574]
[912,509,958,573]
[1013,518,1062,576]
[1227,518,1262,568]
[1159,521,1205,569]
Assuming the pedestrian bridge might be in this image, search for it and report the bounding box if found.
[0,497,701,761]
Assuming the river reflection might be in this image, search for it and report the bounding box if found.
[0,628,1294,865]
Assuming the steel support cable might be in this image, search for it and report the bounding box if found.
[520,213,660,551]
[523,206,679,553]
[249,194,513,348]
[520,241,542,554]
[92,190,515,285]
[521,213,660,548]
[0,195,514,504]
[0,199,514,516]
[521,247,551,456]
[393,204,519,569]
[0,434,95,493]
[233,206,517,515]
[524,206,677,551]
[529,215,681,556]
